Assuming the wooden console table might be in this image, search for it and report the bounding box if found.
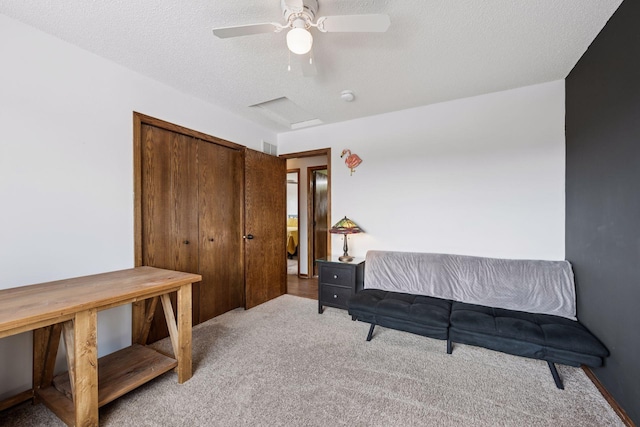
[0,266,201,426]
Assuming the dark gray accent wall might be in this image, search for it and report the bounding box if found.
[566,0,640,423]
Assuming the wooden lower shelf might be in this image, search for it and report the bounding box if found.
[38,344,177,425]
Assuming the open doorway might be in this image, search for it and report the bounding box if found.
[281,149,331,280]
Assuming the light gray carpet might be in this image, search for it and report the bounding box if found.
[1,295,622,426]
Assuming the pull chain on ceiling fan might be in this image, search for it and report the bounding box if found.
[212,0,390,76]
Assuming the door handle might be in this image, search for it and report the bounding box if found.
[244,234,254,240]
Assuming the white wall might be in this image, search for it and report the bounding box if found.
[279,80,566,261]
[0,14,276,400]
[286,172,298,217]
[286,156,327,275]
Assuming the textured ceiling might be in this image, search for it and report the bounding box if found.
[0,0,623,132]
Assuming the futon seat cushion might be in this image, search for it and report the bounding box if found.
[348,289,451,340]
[449,302,609,367]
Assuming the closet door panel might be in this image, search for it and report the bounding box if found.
[198,141,244,322]
[141,124,200,342]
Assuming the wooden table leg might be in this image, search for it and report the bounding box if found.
[73,309,98,427]
[62,321,77,399]
[176,283,192,384]
[33,324,62,399]
[131,297,159,346]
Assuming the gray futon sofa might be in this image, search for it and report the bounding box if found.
[348,251,608,389]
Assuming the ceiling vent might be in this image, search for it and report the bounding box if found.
[250,97,322,130]
[262,141,278,156]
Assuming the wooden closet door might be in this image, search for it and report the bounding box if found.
[141,124,200,342]
[197,140,244,322]
[244,149,286,309]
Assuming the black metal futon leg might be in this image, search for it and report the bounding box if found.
[547,361,564,390]
[447,338,452,354]
[366,324,376,341]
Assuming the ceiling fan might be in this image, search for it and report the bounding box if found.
[212,0,391,76]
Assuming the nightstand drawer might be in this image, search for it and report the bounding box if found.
[319,265,353,287]
[320,285,352,308]
[316,257,365,314]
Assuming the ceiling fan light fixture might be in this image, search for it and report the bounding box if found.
[286,27,313,55]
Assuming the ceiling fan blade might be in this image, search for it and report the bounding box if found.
[297,52,317,77]
[212,23,279,39]
[317,14,391,33]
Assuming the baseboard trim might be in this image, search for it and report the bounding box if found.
[0,389,33,412]
[582,366,636,426]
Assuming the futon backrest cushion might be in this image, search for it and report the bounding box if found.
[364,251,577,320]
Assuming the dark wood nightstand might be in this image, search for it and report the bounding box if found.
[316,257,365,314]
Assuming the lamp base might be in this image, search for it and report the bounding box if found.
[338,255,354,262]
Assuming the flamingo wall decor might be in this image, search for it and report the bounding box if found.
[340,149,362,176]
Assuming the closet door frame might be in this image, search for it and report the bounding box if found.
[132,112,244,344]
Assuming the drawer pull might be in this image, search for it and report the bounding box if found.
[333,294,338,299]
[333,275,338,279]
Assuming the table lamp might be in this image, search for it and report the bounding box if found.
[329,216,363,262]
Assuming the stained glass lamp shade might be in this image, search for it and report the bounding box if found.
[329,216,363,262]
